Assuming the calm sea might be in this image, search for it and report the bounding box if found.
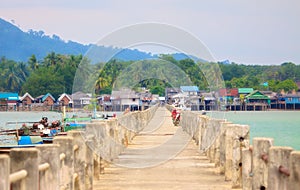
[1,111,299,150]
[0,111,121,144]
[0,111,63,144]
[207,111,300,151]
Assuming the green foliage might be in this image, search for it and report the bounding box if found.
[0,57,29,92]
[150,85,165,96]
[1,52,299,99]
[218,62,300,93]
[21,67,65,99]
[276,79,298,92]
[18,53,82,98]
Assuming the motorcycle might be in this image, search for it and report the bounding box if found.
[172,111,180,126]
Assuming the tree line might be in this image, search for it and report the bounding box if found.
[0,53,299,98]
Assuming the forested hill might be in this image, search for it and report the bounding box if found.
[0,18,155,62]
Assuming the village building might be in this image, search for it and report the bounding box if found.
[20,92,34,106]
[41,93,55,106]
[138,91,154,110]
[244,90,270,111]
[165,88,181,104]
[97,94,112,111]
[58,93,72,107]
[111,89,140,111]
[238,88,254,97]
[200,92,216,110]
[71,91,92,108]
[0,92,19,111]
[281,93,300,110]
[180,86,199,96]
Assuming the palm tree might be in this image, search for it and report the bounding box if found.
[43,52,58,67]
[4,64,23,92]
[95,75,109,94]
[28,55,39,71]
[18,62,29,82]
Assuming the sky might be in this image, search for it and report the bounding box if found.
[1,0,299,65]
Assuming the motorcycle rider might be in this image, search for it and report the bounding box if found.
[171,108,180,126]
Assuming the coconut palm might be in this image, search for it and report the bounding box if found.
[28,55,39,71]
[95,74,109,94]
[4,64,24,92]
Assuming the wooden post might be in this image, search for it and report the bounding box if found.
[252,137,273,190]
[268,146,293,190]
[289,151,300,190]
[10,148,39,190]
[53,136,74,190]
[0,154,10,190]
[36,144,60,190]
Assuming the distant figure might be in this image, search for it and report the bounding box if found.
[171,109,180,126]
[123,107,130,115]
[171,109,177,119]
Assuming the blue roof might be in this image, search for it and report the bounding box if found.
[42,93,55,102]
[180,86,199,92]
[0,92,19,100]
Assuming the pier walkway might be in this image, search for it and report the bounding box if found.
[2,105,299,190]
[93,107,232,190]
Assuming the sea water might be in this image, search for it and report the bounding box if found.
[207,111,300,150]
[0,111,121,144]
[1,111,300,150]
[0,111,62,145]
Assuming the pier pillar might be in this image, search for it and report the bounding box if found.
[53,136,74,190]
[252,137,273,190]
[0,155,9,190]
[85,138,94,190]
[224,125,237,181]
[242,147,252,190]
[289,151,300,190]
[268,146,293,190]
[219,122,231,175]
[224,124,249,188]
[10,148,39,190]
[68,131,86,190]
[36,144,60,190]
[93,154,100,179]
[208,143,215,163]
[215,121,231,172]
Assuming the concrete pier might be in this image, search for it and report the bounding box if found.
[268,146,293,190]
[93,107,232,189]
[289,151,300,190]
[252,137,273,189]
[0,105,300,189]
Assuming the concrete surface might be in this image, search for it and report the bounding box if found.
[94,107,232,190]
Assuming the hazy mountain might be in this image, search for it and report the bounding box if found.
[0,18,205,63]
[0,18,156,62]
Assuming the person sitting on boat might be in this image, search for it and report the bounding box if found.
[40,117,49,127]
[18,123,30,136]
[38,123,44,130]
[42,127,51,136]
